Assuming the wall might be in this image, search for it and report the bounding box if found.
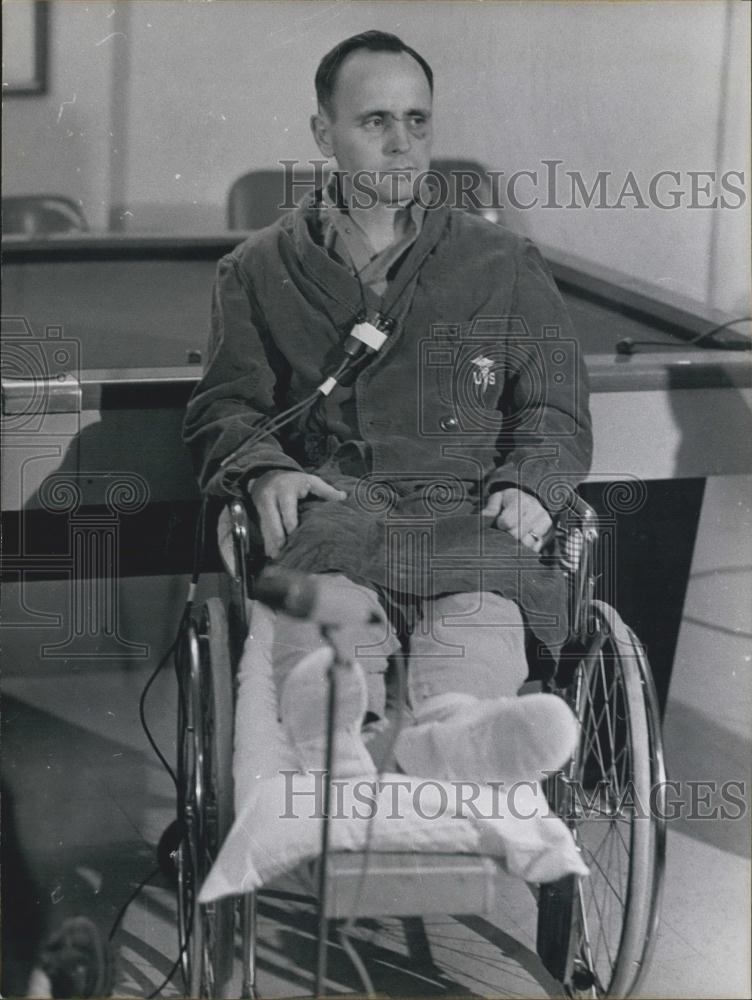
[2,0,749,313]
[2,2,117,230]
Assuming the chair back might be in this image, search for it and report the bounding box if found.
[227,166,329,230]
[431,159,502,221]
[3,195,88,236]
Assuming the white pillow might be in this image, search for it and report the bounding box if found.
[199,770,586,902]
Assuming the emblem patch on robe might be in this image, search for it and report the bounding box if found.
[470,355,497,394]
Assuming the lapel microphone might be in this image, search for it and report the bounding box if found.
[220,316,394,469]
[317,314,395,395]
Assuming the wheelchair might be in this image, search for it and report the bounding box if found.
[171,491,667,999]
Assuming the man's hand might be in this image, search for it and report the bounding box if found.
[481,487,553,554]
[249,470,347,559]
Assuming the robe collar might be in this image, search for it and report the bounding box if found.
[288,181,451,324]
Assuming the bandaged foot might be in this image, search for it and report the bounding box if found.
[280,647,376,778]
[474,781,589,883]
[394,692,578,784]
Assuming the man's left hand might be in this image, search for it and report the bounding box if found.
[482,487,553,554]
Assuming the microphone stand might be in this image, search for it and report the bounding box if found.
[252,567,380,995]
[314,624,346,998]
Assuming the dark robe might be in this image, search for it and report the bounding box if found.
[183,194,593,661]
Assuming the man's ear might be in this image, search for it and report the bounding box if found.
[310,112,334,158]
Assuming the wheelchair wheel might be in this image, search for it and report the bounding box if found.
[176,598,236,998]
[538,601,666,998]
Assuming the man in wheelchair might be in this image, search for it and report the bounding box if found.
[183,30,593,875]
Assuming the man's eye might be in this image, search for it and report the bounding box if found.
[363,117,384,131]
[407,115,430,135]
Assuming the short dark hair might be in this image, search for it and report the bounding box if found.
[315,30,434,117]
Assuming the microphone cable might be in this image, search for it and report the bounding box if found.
[615,314,751,355]
[105,863,188,999]
[218,317,392,473]
[134,320,397,995]
[107,864,186,998]
[141,314,396,788]
[114,496,209,997]
[139,493,208,792]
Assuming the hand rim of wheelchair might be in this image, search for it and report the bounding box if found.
[537,599,667,998]
[175,599,236,998]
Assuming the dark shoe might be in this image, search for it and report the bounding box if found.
[39,917,112,998]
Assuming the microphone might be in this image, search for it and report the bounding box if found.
[317,318,392,396]
[615,337,637,355]
[219,318,394,469]
[254,566,382,627]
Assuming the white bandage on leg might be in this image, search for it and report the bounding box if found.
[395,692,579,784]
[407,591,528,709]
[280,647,376,778]
[233,603,302,810]
[413,692,480,724]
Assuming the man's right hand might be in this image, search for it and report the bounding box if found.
[248,470,347,559]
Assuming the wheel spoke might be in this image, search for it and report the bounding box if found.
[582,837,628,906]
[581,669,610,780]
[558,616,665,999]
[598,657,618,783]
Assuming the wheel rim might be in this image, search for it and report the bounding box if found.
[191,653,221,998]
[175,606,236,998]
[571,642,637,994]
[565,613,660,998]
[176,621,200,993]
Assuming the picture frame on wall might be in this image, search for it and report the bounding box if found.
[2,0,48,96]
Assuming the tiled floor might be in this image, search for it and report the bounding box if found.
[3,475,750,998]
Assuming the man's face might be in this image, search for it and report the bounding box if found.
[312,49,433,206]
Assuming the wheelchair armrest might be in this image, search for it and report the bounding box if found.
[228,500,250,573]
[554,492,599,643]
[215,500,252,626]
[217,500,250,580]
[561,493,598,530]
[223,490,599,641]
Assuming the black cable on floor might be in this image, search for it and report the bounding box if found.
[107,865,189,998]
[147,946,186,1000]
[139,496,208,789]
[108,866,161,943]
[129,498,208,995]
[139,640,180,791]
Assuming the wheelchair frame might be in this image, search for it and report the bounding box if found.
[173,494,667,999]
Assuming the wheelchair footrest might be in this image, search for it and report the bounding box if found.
[305,852,499,919]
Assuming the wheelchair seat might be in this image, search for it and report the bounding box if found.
[174,495,666,998]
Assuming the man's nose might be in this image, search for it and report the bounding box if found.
[383,118,411,155]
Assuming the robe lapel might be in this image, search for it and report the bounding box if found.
[380,202,450,317]
[287,194,451,329]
